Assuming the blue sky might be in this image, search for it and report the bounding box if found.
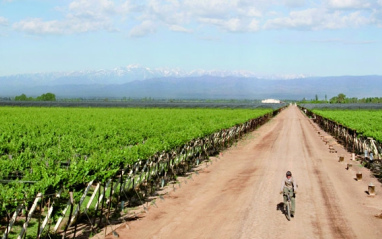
[0,0,381,77]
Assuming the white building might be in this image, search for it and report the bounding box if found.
[261,99,281,103]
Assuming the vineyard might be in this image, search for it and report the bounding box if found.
[0,100,286,109]
[299,106,382,184]
[311,109,382,143]
[299,103,382,110]
[0,106,282,238]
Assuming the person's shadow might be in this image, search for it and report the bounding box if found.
[276,202,286,215]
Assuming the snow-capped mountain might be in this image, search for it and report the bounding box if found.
[0,65,267,86]
[1,65,380,100]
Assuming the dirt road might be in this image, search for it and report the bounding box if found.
[105,105,382,239]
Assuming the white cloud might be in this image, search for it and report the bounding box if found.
[124,0,192,37]
[371,8,382,27]
[224,18,242,32]
[13,15,115,35]
[249,19,260,31]
[13,0,123,35]
[129,20,156,37]
[264,8,323,30]
[126,0,265,36]
[198,17,259,32]
[176,0,267,33]
[284,0,306,8]
[169,25,193,33]
[264,8,371,30]
[242,8,263,17]
[145,0,189,25]
[183,0,270,18]
[183,0,236,18]
[0,16,9,26]
[69,0,115,13]
[326,0,372,9]
[13,19,62,34]
[9,0,382,36]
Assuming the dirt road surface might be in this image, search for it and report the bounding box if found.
[105,105,382,239]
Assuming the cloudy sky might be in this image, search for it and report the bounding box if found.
[0,0,381,77]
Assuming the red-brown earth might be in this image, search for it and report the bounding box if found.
[102,105,382,239]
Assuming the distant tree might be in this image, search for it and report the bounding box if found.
[329,93,346,103]
[337,93,346,103]
[329,96,338,103]
[315,94,318,101]
[321,94,382,104]
[15,94,28,101]
[36,93,56,101]
[15,93,56,101]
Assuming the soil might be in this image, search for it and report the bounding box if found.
[102,105,382,239]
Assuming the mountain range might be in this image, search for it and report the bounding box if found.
[0,66,381,100]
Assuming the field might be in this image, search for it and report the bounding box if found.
[299,103,382,110]
[0,107,272,212]
[311,109,382,143]
[0,100,285,109]
[2,105,382,239]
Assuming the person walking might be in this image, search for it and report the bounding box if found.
[280,171,298,217]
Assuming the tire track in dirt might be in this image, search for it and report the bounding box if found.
[299,110,356,239]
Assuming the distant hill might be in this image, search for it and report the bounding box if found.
[0,67,381,100]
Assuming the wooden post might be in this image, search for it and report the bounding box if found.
[38,194,57,238]
[62,192,74,239]
[46,198,52,237]
[368,183,376,196]
[85,183,100,213]
[18,193,42,239]
[92,183,102,228]
[107,180,114,223]
[356,172,362,181]
[69,180,94,226]
[95,179,111,209]
[117,170,124,208]
[54,199,70,232]
[2,204,23,239]
[99,183,106,227]
[36,194,43,238]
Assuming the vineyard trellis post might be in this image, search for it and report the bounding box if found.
[92,183,102,229]
[69,180,94,226]
[18,192,42,239]
[2,204,23,239]
[36,194,43,238]
[37,192,59,239]
[62,191,74,239]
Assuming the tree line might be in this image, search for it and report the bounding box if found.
[15,93,56,101]
[301,93,382,104]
